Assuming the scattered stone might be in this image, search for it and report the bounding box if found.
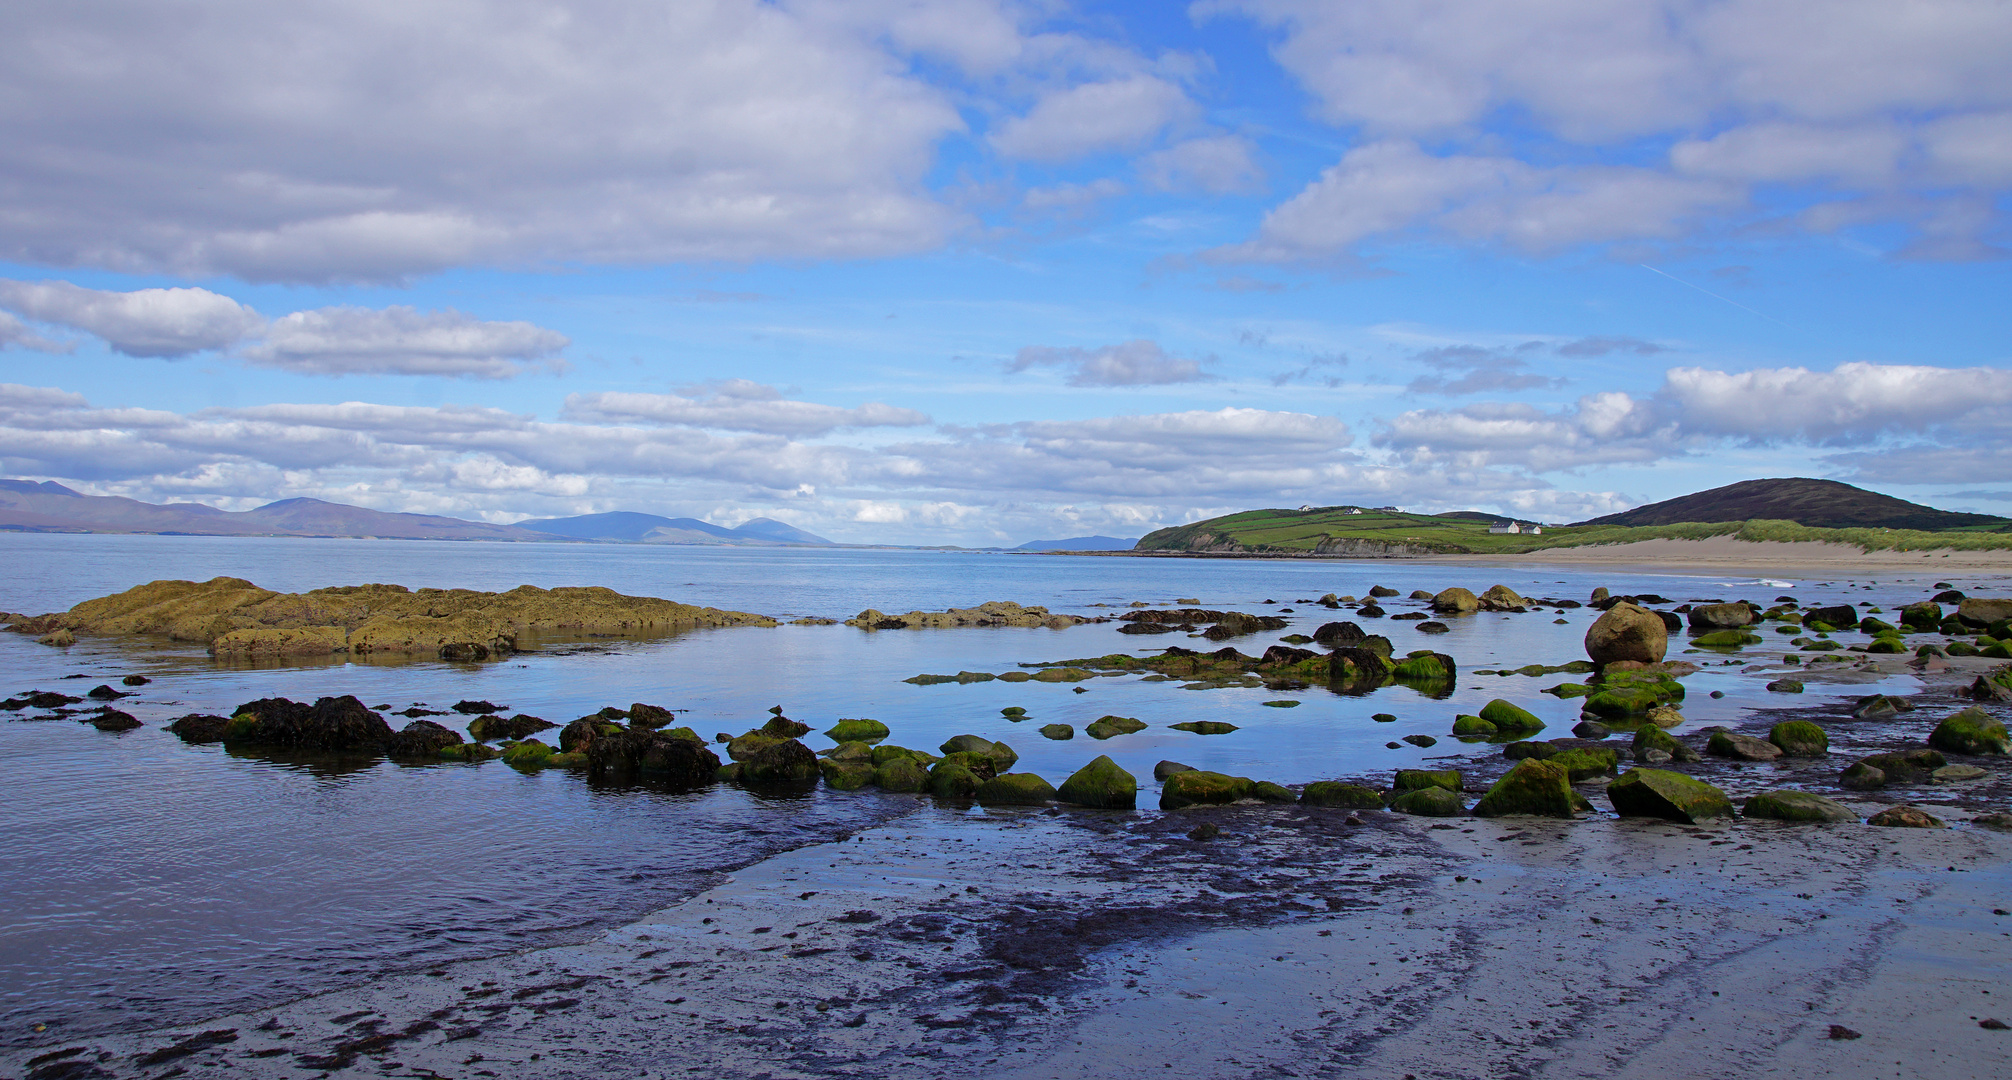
[1766,679,1804,693]
[1261,699,1301,708]
[1608,768,1733,822]
[86,709,141,732]
[1707,730,1783,761]
[452,699,502,714]
[1170,720,1239,735]
[1473,758,1577,818]
[1932,764,1988,783]
[1768,720,1829,757]
[976,772,1056,805]
[1928,706,2008,755]
[1039,723,1074,741]
[1741,790,1855,823]
[1085,715,1148,740]
[1867,805,1946,829]
[1056,755,1137,809]
[1153,760,1194,780]
[85,684,131,700]
[1402,734,1438,747]
[1299,781,1383,808]
[1389,786,1465,816]
[121,674,150,686]
[1372,712,1397,723]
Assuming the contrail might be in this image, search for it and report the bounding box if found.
[1639,264,1797,331]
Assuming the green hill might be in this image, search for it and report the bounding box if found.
[1575,478,2007,532]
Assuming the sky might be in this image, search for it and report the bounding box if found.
[0,0,2009,546]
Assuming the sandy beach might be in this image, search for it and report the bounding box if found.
[1475,536,2012,576]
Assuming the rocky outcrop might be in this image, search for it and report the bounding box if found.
[386,720,464,758]
[588,728,721,785]
[847,601,1089,630]
[467,714,556,742]
[224,695,394,752]
[44,577,775,661]
[1584,602,1667,665]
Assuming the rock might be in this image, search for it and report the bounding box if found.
[1300,781,1383,808]
[1432,587,1480,614]
[1584,603,1668,665]
[1478,584,1526,610]
[1452,715,1497,737]
[1085,715,1148,740]
[1707,731,1783,761]
[732,735,818,785]
[1395,769,1461,792]
[1479,699,1545,734]
[1973,812,2012,831]
[929,760,985,798]
[1354,605,1386,619]
[1644,705,1685,729]
[760,715,811,739]
[1415,621,1450,634]
[819,758,877,790]
[822,740,875,763]
[1506,740,1559,759]
[1057,755,1137,808]
[1387,786,1462,816]
[1741,790,1855,823]
[1261,699,1301,708]
[452,699,503,715]
[590,729,723,785]
[1804,604,1858,629]
[1549,747,1620,780]
[1768,720,1829,756]
[1957,598,2012,627]
[1900,601,1943,631]
[620,702,673,730]
[1403,734,1438,747]
[1966,676,2012,704]
[1039,723,1074,740]
[1928,706,2009,755]
[1372,713,1398,723]
[501,738,557,769]
[1632,725,1700,763]
[165,713,232,742]
[1160,771,1252,809]
[558,715,623,753]
[85,709,141,731]
[1369,585,1399,598]
[1473,758,1577,818]
[225,695,393,752]
[1608,768,1733,822]
[1839,762,1888,790]
[437,742,501,762]
[85,684,131,700]
[1572,720,1611,739]
[1691,629,1761,648]
[1312,621,1367,647]
[37,628,76,647]
[1932,764,1988,783]
[1154,760,1195,780]
[387,720,464,757]
[1851,695,1913,721]
[1250,781,1296,803]
[1389,652,1456,682]
[872,757,929,792]
[467,713,556,742]
[1000,707,1027,718]
[1766,678,1804,694]
[1687,602,1756,631]
[1170,720,1239,735]
[121,674,150,686]
[850,600,1091,630]
[940,734,996,756]
[976,772,1056,805]
[1867,805,1946,828]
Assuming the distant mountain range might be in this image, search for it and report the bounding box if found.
[0,480,834,545]
[1573,478,2009,531]
[1011,535,1140,551]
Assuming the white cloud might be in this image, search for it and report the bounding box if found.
[1138,134,1263,194]
[990,75,1197,161]
[0,0,973,281]
[1378,393,1676,472]
[1660,362,2012,444]
[242,306,570,378]
[0,312,69,354]
[1406,345,1562,396]
[1007,339,1214,386]
[563,380,931,436]
[0,280,263,357]
[1670,123,1907,185]
[1022,178,1128,212]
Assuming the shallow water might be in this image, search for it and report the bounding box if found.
[0,533,1999,1046]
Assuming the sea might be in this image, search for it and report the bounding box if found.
[0,532,1989,1047]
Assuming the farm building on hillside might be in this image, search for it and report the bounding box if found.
[1488,521,1545,534]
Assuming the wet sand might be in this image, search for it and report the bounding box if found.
[1461,535,2012,575]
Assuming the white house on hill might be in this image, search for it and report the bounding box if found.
[1488,521,1545,534]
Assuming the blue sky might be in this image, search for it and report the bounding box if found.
[1,0,2009,545]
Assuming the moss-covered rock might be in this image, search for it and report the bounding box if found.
[869,743,930,766]
[928,761,985,799]
[437,742,500,762]
[1394,769,1462,793]
[1504,740,1560,759]
[1300,780,1383,808]
[819,758,877,790]
[1859,748,1946,782]
[1741,790,1855,823]
[1250,781,1297,803]
[1039,723,1074,740]
[1768,720,1829,757]
[1000,706,1027,718]
[732,735,818,785]
[1473,758,1577,818]
[939,733,995,755]
[1928,706,2009,755]
[467,713,556,742]
[1452,715,1497,737]
[1631,725,1700,763]
[873,756,929,792]
[1160,770,1253,809]
[1607,768,1732,822]
[1549,747,1619,780]
[501,738,555,768]
[1432,587,1479,614]
[1169,720,1239,735]
[1478,699,1545,734]
[976,772,1056,805]
[1865,636,1906,654]
[1057,755,1137,809]
[1085,715,1148,740]
[823,740,875,763]
[825,718,891,744]
[1389,653,1454,683]
[548,751,586,768]
[1389,786,1465,816]
[1690,629,1762,648]
[1838,761,1887,790]
[1706,730,1783,761]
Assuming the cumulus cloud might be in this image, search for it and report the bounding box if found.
[1139,134,1264,194]
[242,307,570,378]
[563,380,930,436]
[0,312,69,354]
[1008,340,1214,386]
[1202,0,2012,260]
[1660,362,2012,445]
[0,280,263,357]
[989,75,1197,161]
[1379,393,1676,472]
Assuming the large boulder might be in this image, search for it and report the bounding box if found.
[872,756,929,792]
[1768,720,1829,757]
[1389,786,1465,815]
[1803,604,1857,630]
[1584,603,1668,665]
[1742,790,1855,823]
[1432,587,1480,614]
[976,772,1056,805]
[1478,699,1545,735]
[1900,601,1943,631]
[1057,755,1137,809]
[1160,771,1252,809]
[225,695,393,752]
[1473,758,1576,818]
[1478,585,1526,610]
[1608,768,1732,822]
[588,729,722,786]
[730,735,818,784]
[387,719,464,758]
[1928,707,2009,755]
[1957,598,2012,627]
[559,715,624,753]
[1687,602,1756,631]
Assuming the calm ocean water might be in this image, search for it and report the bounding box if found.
[0,533,1991,1045]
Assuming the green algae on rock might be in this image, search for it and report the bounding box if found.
[1478,699,1545,735]
[1038,723,1074,740]
[1768,720,1830,757]
[1160,771,1253,809]
[818,758,877,790]
[1452,715,1497,738]
[1300,781,1383,808]
[1250,781,1297,803]
[1741,790,1855,823]
[1607,768,1732,822]
[1548,747,1619,781]
[1928,706,2009,755]
[823,718,890,744]
[1631,725,1700,763]
[1389,786,1465,816]
[849,601,1092,630]
[1057,755,1137,809]
[1394,769,1461,793]
[1085,715,1148,740]
[1169,720,1238,735]
[1473,758,1577,818]
[872,756,929,792]
[976,772,1056,805]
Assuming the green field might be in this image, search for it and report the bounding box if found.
[1133,506,2012,556]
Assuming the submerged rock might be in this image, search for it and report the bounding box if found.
[1154,760,1194,780]
[824,717,891,744]
[86,709,141,732]
[225,695,394,752]
[1039,723,1074,740]
[1057,755,1137,809]
[589,729,722,785]
[467,713,556,742]
[165,713,232,742]
[1169,720,1239,735]
[1608,768,1732,822]
[1741,790,1855,823]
